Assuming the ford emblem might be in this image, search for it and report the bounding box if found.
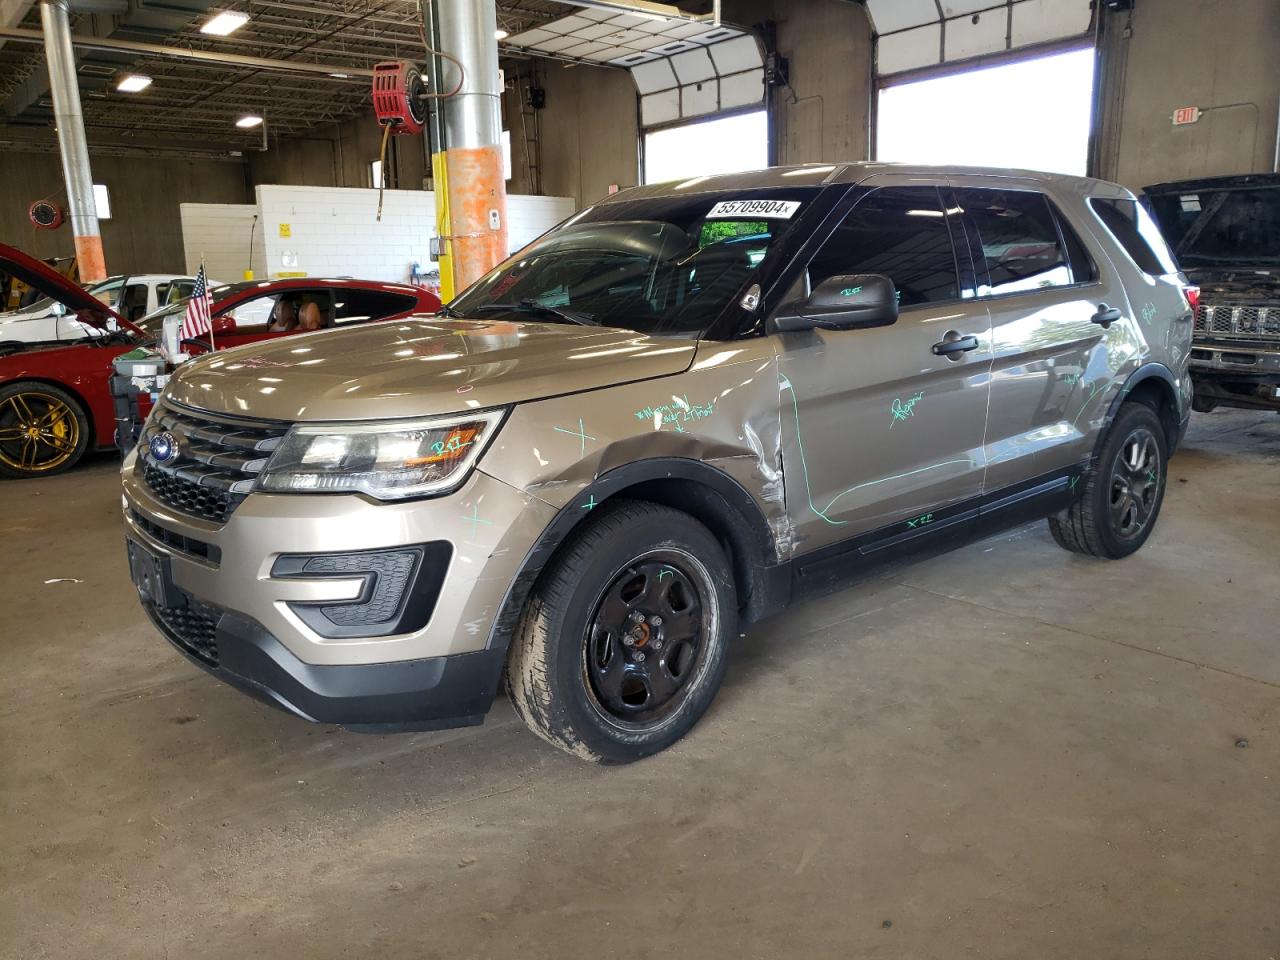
[149,430,178,463]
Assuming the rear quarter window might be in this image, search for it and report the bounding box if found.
[1089,197,1179,276]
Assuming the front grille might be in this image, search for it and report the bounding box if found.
[136,401,290,524]
[129,509,221,564]
[150,598,221,665]
[1195,304,1280,340]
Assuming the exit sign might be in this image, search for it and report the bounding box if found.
[1172,106,1201,125]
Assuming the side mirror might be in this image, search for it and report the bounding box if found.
[774,273,899,333]
[212,314,237,334]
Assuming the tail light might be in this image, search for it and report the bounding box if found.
[1183,285,1200,312]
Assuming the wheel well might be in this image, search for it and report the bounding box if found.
[1122,376,1180,451]
[610,477,778,622]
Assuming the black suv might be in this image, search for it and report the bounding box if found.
[1145,174,1280,413]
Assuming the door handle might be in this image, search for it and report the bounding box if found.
[1091,304,1123,328]
[931,332,980,358]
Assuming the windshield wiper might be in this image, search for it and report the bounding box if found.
[470,299,600,327]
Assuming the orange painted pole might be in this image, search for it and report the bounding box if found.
[437,0,507,294]
[40,0,107,281]
[444,144,508,290]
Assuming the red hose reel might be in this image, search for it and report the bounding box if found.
[372,61,429,136]
[29,200,65,230]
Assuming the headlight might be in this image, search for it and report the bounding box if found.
[258,409,506,500]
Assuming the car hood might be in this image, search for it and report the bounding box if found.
[166,316,699,421]
[0,242,141,336]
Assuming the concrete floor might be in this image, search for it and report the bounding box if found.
[2,409,1277,959]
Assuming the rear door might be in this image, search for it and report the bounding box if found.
[949,179,1128,489]
[776,179,993,554]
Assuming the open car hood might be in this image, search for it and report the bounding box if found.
[0,242,143,335]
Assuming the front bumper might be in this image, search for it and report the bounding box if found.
[1190,338,1280,411]
[139,578,505,728]
[122,453,557,727]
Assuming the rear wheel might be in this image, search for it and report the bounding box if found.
[505,500,736,764]
[1049,401,1167,559]
[0,382,90,479]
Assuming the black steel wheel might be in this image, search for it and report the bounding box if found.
[506,499,735,764]
[1049,401,1169,559]
[582,549,715,730]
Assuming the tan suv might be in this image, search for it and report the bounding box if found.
[122,164,1194,763]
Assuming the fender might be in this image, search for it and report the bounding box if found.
[482,457,782,656]
[1092,361,1183,465]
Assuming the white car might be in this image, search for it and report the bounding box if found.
[0,274,216,346]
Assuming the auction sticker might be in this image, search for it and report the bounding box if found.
[706,199,800,220]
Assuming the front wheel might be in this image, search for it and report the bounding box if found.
[1049,401,1168,559]
[0,382,91,479]
[505,500,736,764]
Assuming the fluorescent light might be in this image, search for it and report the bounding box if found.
[494,28,510,40]
[328,72,351,79]
[235,115,263,128]
[116,74,152,93]
[200,10,249,35]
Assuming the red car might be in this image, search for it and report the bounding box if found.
[0,243,441,479]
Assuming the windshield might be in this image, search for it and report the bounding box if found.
[449,190,816,336]
[1146,186,1280,265]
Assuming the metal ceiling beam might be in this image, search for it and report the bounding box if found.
[0,25,378,75]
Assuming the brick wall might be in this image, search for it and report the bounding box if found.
[251,184,575,284]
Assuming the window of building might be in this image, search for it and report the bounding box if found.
[876,47,1095,176]
[643,110,768,185]
[93,183,111,220]
[806,187,960,307]
[955,189,1072,296]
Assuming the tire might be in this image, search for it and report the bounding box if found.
[0,381,91,479]
[1049,401,1168,559]
[1191,395,1217,413]
[505,499,737,764]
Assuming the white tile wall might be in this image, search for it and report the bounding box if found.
[251,185,576,284]
[178,204,266,285]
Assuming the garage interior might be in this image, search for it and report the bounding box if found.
[2,0,1278,957]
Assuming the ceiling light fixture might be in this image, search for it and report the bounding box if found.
[494,28,510,40]
[200,10,250,36]
[235,114,263,128]
[328,72,351,79]
[116,74,152,93]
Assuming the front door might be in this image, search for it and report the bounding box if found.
[776,182,993,556]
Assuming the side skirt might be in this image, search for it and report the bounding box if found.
[753,463,1089,616]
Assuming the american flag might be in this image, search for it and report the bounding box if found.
[180,264,213,341]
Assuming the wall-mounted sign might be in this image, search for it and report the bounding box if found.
[278,222,292,237]
[1172,106,1201,126]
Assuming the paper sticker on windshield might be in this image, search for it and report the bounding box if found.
[706,199,800,220]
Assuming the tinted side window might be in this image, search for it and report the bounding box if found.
[957,189,1071,296]
[332,289,420,324]
[1091,197,1178,276]
[806,187,959,307]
